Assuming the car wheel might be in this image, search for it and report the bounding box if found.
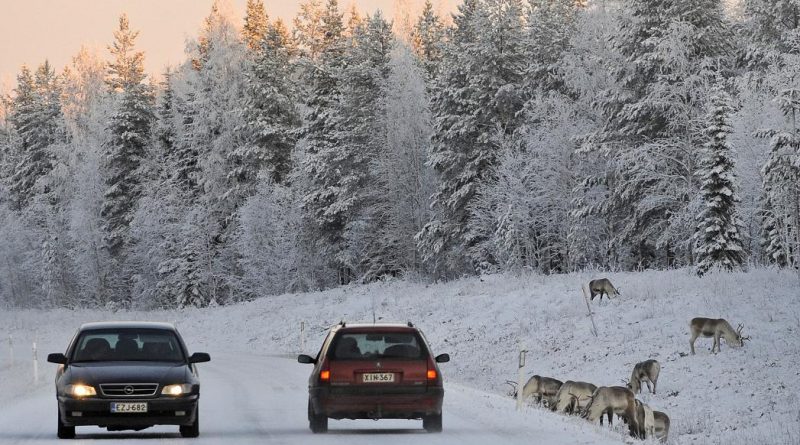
[308,400,328,433]
[180,406,200,438]
[423,413,442,433]
[57,409,75,439]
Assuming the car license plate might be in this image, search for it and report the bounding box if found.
[110,402,148,413]
[363,373,395,383]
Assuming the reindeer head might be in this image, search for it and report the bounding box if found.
[578,393,594,418]
[736,324,751,346]
[505,380,519,398]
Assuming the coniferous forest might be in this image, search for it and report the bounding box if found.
[1,0,798,309]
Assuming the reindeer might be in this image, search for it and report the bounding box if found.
[653,410,670,442]
[521,375,563,407]
[627,359,660,394]
[589,278,620,302]
[581,386,638,431]
[630,399,656,439]
[689,317,749,354]
[551,381,597,414]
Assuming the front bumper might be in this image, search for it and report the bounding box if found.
[310,386,444,420]
[58,395,198,427]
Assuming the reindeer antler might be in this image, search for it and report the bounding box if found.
[504,380,519,397]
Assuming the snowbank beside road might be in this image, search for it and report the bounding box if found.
[2,268,798,444]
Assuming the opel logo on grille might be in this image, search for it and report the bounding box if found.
[123,385,135,395]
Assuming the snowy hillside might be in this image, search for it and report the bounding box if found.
[2,268,799,444]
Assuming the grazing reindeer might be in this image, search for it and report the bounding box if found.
[551,381,597,414]
[521,375,563,407]
[581,386,638,431]
[627,359,660,394]
[653,410,670,442]
[630,399,656,439]
[689,317,749,354]
[589,278,620,301]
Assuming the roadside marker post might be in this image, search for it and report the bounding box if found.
[516,342,528,411]
[300,321,306,353]
[581,284,599,337]
[8,334,13,366]
[32,341,39,384]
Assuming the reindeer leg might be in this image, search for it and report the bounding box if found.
[690,333,698,355]
[607,408,613,426]
[645,379,653,394]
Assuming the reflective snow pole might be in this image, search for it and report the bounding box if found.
[8,334,13,366]
[300,321,306,353]
[32,341,39,383]
[516,342,527,411]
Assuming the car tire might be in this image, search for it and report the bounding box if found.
[180,406,200,438]
[57,409,75,439]
[308,400,328,433]
[423,413,442,433]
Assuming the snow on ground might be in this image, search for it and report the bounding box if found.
[1,268,799,444]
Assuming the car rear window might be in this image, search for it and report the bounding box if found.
[71,328,185,362]
[329,332,425,360]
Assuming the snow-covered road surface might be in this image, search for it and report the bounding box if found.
[0,351,620,444]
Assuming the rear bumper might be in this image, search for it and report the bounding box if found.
[58,395,198,427]
[310,386,444,420]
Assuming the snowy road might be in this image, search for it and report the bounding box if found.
[0,351,619,444]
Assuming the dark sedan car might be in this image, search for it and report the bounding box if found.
[298,322,449,433]
[47,322,210,439]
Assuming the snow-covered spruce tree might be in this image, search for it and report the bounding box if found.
[524,0,585,94]
[293,0,326,60]
[335,12,394,281]
[299,0,350,283]
[411,0,445,79]
[583,0,732,269]
[759,86,800,269]
[694,84,746,276]
[741,0,800,67]
[242,0,269,52]
[230,19,299,202]
[8,62,65,209]
[102,14,154,303]
[0,93,12,180]
[302,10,394,283]
[420,0,527,274]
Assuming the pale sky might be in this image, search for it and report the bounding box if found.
[0,0,454,90]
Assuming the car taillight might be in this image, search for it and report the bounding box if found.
[427,369,437,380]
[320,370,331,381]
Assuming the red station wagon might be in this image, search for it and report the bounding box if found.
[298,322,450,433]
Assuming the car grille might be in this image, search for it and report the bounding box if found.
[99,383,159,397]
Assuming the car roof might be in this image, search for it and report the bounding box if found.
[79,321,177,331]
[336,323,419,332]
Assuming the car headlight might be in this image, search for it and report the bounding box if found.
[161,384,193,396]
[66,384,96,397]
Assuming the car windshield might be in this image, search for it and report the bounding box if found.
[330,332,424,360]
[71,328,185,363]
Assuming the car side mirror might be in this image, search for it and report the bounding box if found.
[297,354,316,364]
[188,352,211,363]
[47,353,68,364]
[435,353,450,363]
